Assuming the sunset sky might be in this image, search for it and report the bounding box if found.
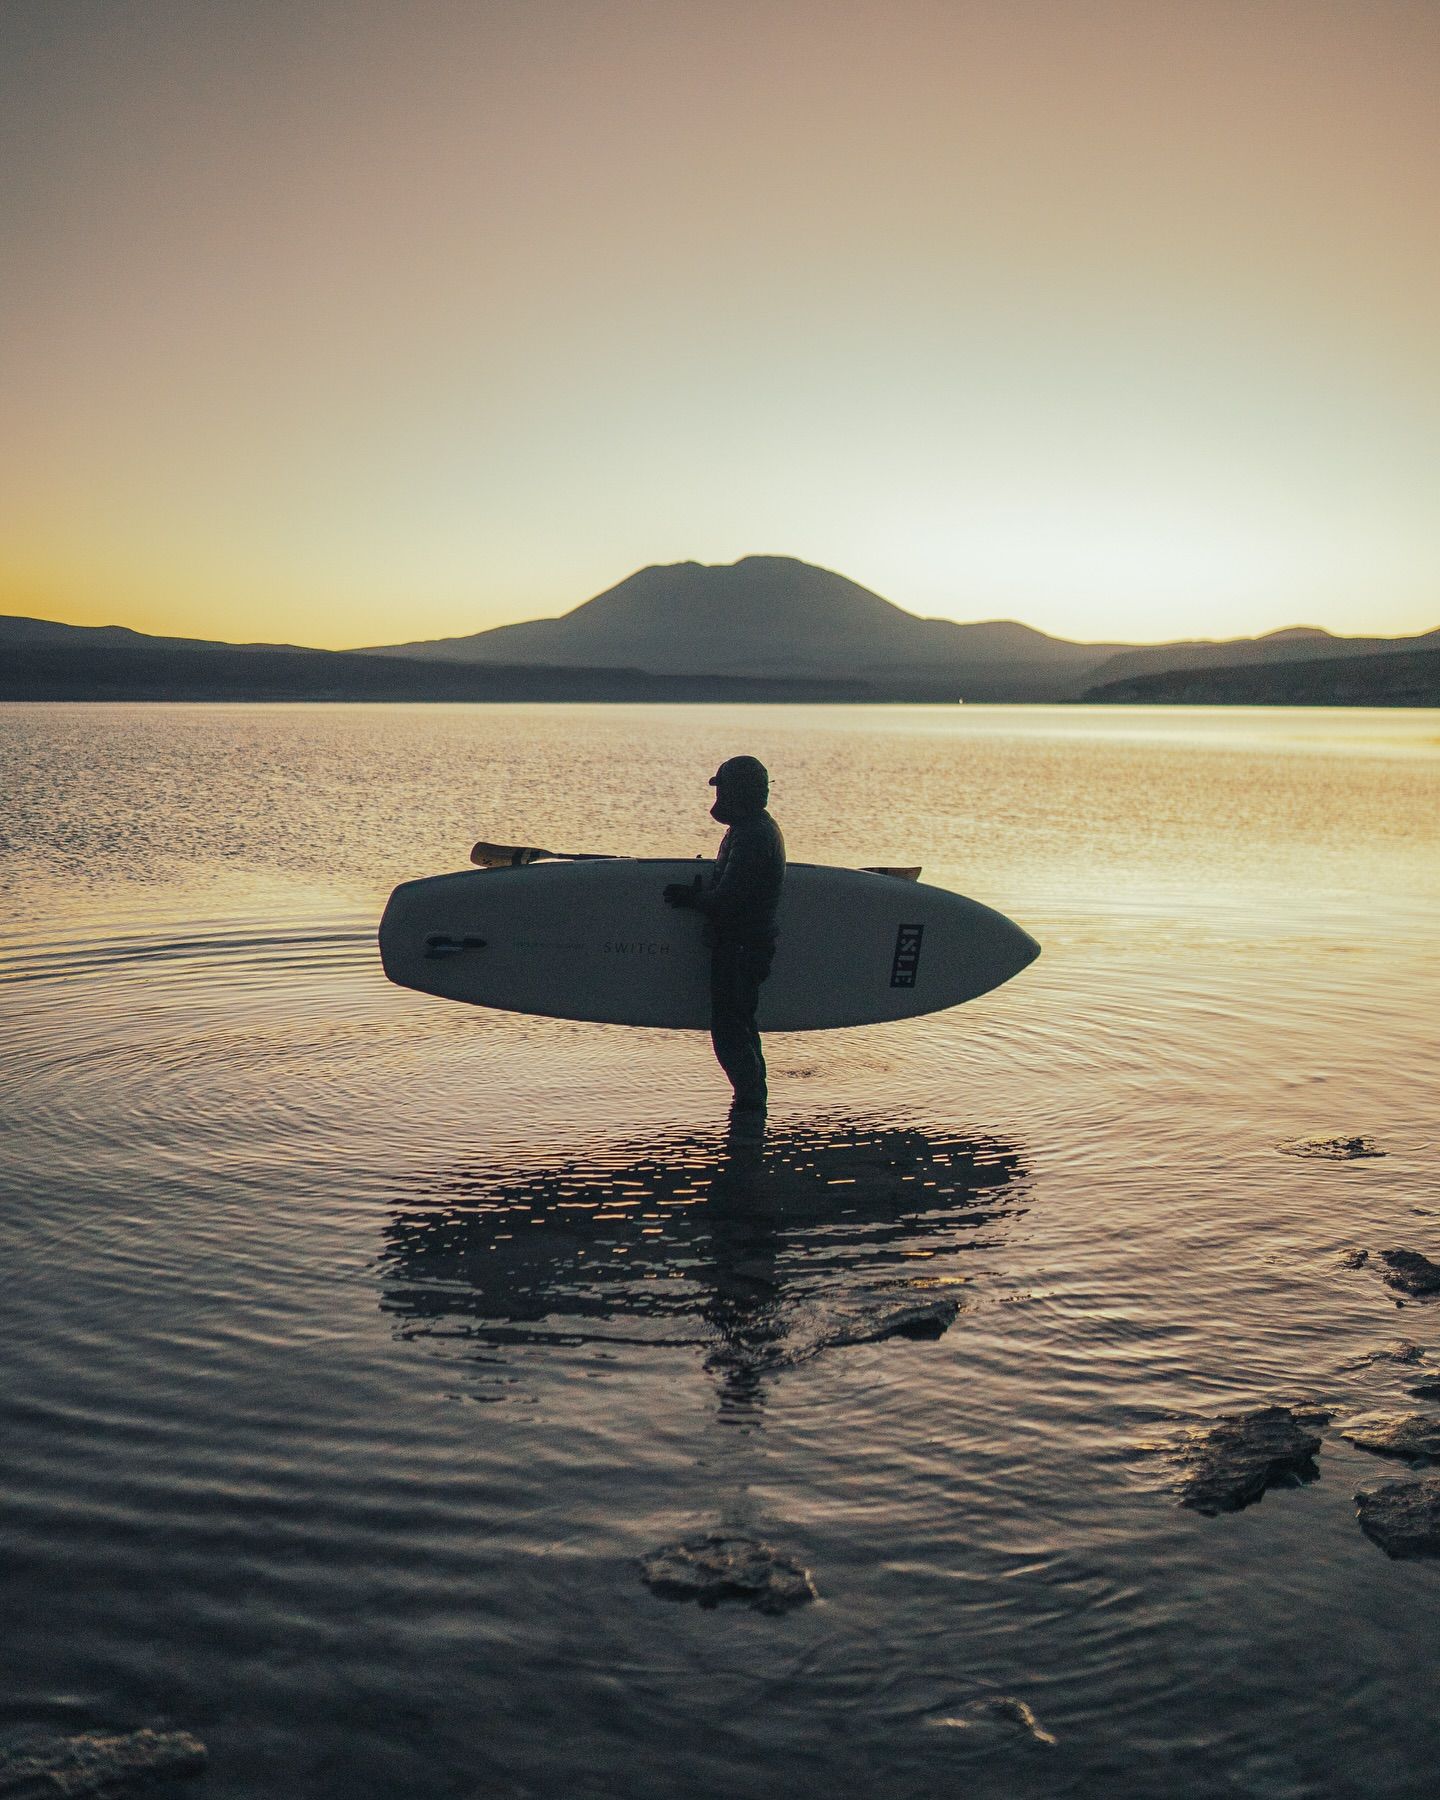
[2,0,1436,648]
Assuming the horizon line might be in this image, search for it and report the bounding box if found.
[5,605,1438,657]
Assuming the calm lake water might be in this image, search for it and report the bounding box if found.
[2,702,1438,1800]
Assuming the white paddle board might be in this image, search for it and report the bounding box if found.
[379,860,1038,1031]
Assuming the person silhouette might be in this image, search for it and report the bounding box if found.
[663,756,786,1116]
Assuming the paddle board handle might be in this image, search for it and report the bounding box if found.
[424,934,488,959]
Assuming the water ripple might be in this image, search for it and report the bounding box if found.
[3,702,1439,1800]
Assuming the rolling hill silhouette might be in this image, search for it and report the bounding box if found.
[362,556,1435,699]
[362,555,1122,697]
[4,556,1434,702]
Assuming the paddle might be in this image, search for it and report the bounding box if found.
[470,839,615,868]
[469,839,920,880]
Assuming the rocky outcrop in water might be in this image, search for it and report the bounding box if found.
[704,1287,962,1382]
[1355,1477,1440,1558]
[1337,1412,1440,1460]
[1341,1340,1427,1369]
[819,1292,960,1347]
[1168,1406,1323,1513]
[1406,1378,1440,1400]
[639,1532,817,1614]
[1377,1249,1440,1297]
[1276,1135,1386,1160]
[926,1695,1057,1745]
[0,1729,206,1797]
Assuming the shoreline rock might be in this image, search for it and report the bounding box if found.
[640,1531,817,1614]
[1167,1405,1323,1514]
[1355,1477,1440,1558]
[1337,1412,1440,1461]
[926,1695,1057,1746]
[0,1729,206,1797]
[1341,1340,1426,1369]
[1377,1249,1440,1298]
[1276,1136,1385,1160]
[825,1292,961,1347]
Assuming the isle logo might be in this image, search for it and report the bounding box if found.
[889,922,924,988]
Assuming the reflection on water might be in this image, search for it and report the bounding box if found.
[1,702,1438,1800]
[381,1121,1025,1418]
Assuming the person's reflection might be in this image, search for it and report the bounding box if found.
[697,1114,783,1423]
[377,1119,1027,1420]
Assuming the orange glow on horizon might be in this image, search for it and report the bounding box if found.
[2,0,1436,649]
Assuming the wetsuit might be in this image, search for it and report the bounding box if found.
[699,807,786,1107]
[664,757,786,1110]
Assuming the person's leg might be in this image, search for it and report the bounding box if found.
[739,943,770,1105]
[710,942,767,1107]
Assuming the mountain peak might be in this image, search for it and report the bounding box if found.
[358,555,1122,689]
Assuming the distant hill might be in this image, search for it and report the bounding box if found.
[1084,644,1440,706]
[360,555,1126,701]
[1080,623,1440,690]
[0,617,910,704]
[4,560,1434,703]
[361,556,1438,702]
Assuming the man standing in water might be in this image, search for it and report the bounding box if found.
[663,756,786,1115]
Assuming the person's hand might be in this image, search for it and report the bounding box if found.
[663,882,700,909]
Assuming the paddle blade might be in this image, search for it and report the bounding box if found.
[470,840,550,868]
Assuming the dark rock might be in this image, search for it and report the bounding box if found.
[1377,1249,1440,1297]
[707,1288,963,1380]
[1276,1135,1385,1160]
[1337,1411,1440,1460]
[926,1696,1056,1746]
[1406,1378,1440,1401]
[0,1729,206,1797]
[1342,1340,1426,1369]
[826,1293,961,1346]
[1338,1247,1369,1269]
[986,1697,1057,1745]
[639,1532,817,1614]
[1169,1405,1322,1514]
[1355,1477,1440,1558]
[1277,1397,1335,1430]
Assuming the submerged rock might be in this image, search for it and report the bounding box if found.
[1276,1397,1335,1430]
[1341,1340,1427,1369]
[706,1287,962,1380]
[639,1532,817,1614]
[1377,1249,1440,1297]
[1169,1405,1322,1514]
[1276,1135,1385,1160]
[0,1729,206,1797]
[824,1292,961,1347]
[1355,1477,1440,1558]
[1338,1247,1370,1269]
[1406,1378,1440,1401]
[926,1696,1056,1746]
[1337,1411,1440,1460]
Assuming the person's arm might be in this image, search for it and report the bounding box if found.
[665,824,773,925]
[664,830,733,914]
[688,827,768,927]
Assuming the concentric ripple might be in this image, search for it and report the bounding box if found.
[2,701,1439,1800]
